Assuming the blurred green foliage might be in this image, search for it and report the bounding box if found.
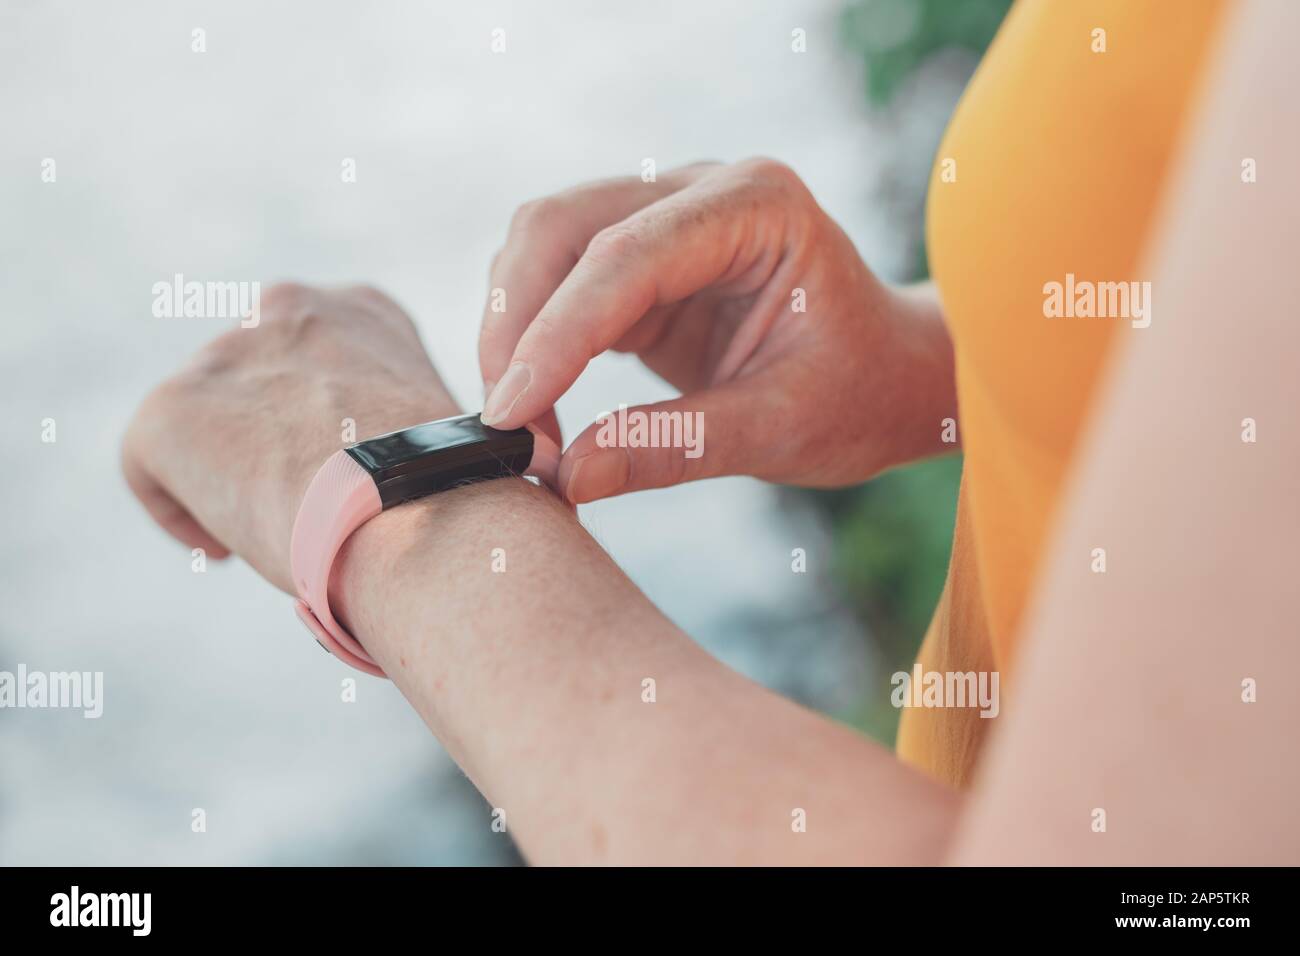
[818,456,962,742]
[839,0,1012,107]
[816,0,1011,744]
[822,456,962,671]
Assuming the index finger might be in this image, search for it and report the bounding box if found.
[480,162,796,430]
[478,163,720,392]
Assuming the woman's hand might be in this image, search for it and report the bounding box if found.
[121,283,461,593]
[478,158,957,504]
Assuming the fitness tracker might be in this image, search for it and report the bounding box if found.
[289,413,561,677]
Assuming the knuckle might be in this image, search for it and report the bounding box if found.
[526,309,591,374]
[286,306,325,335]
[344,284,393,308]
[258,282,327,332]
[733,156,805,197]
[259,281,313,313]
[584,224,644,267]
[663,444,689,486]
[528,308,567,348]
[508,197,565,236]
[343,285,408,326]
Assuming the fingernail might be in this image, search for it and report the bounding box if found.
[481,363,530,426]
[566,449,630,504]
[482,379,496,400]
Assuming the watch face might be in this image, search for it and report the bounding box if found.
[345,413,534,508]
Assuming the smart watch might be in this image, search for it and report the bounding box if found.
[289,413,561,677]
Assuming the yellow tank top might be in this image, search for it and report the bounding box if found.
[896,0,1227,786]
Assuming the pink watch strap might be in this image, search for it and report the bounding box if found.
[290,425,563,679]
[290,450,385,676]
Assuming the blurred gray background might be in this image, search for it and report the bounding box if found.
[0,0,978,864]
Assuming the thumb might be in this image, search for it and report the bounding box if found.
[558,385,765,504]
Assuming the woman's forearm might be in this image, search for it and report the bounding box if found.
[332,477,959,864]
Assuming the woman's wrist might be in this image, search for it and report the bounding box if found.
[327,475,566,674]
[324,470,667,807]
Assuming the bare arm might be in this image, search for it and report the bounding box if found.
[333,477,957,864]
[949,0,1299,864]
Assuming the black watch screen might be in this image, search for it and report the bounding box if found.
[345,413,534,508]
